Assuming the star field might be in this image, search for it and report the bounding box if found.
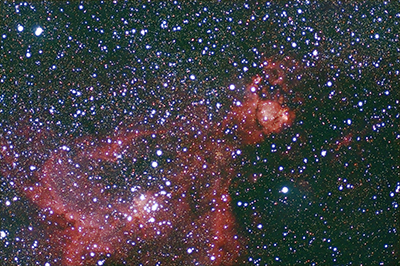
[0,1,399,266]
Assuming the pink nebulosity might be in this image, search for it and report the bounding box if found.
[0,58,297,266]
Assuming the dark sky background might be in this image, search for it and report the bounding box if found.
[0,1,399,266]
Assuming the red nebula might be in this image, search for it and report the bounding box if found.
[224,57,296,145]
[0,58,297,266]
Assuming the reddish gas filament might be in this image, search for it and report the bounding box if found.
[0,58,297,266]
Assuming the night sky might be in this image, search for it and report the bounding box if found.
[0,1,399,266]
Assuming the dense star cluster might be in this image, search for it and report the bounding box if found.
[0,1,399,266]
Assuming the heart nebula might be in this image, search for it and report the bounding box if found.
[0,58,297,266]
